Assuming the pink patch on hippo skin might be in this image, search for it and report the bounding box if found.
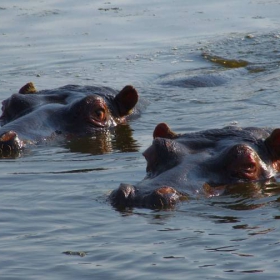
[203,183,226,198]
[0,131,18,142]
[150,186,186,208]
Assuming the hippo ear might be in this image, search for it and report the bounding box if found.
[264,129,280,159]
[19,82,37,94]
[153,123,178,139]
[114,85,138,117]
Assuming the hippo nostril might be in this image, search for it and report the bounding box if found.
[6,145,12,152]
[229,168,256,181]
[110,183,136,208]
[0,131,18,142]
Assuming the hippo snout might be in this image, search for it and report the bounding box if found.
[110,183,187,210]
[0,131,24,157]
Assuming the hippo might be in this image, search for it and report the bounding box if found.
[0,82,138,157]
[110,123,280,209]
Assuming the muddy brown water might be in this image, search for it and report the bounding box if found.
[1,1,280,279]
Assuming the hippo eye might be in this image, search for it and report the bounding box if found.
[244,163,256,171]
[236,162,256,176]
[95,109,106,121]
[229,162,259,181]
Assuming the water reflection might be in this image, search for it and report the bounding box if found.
[232,223,275,236]
[209,215,240,224]
[0,149,23,159]
[209,180,280,211]
[63,251,87,257]
[225,269,264,274]
[64,124,139,155]
[202,53,249,68]
[202,32,280,72]
[0,123,140,159]
[114,207,177,224]
[205,245,237,252]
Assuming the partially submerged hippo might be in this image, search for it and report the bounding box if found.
[110,123,280,209]
[158,54,249,89]
[0,82,138,157]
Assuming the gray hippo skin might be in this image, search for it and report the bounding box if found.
[0,82,138,157]
[110,123,280,209]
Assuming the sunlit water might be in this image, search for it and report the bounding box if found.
[1,0,280,279]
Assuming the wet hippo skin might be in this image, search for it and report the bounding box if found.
[0,82,138,157]
[110,123,280,209]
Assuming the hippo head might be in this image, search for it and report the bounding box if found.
[0,83,139,157]
[111,123,280,209]
[152,123,278,184]
[1,83,138,126]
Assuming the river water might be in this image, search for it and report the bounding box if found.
[1,1,280,279]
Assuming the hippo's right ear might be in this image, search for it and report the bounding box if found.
[19,82,37,94]
[264,129,280,159]
[114,85,138,117]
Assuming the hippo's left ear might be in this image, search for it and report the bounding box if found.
[114,85,138,117]
[264,129,280,159]
[153,123,178,139]
[19,82,37,94]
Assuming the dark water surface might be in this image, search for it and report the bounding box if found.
[1,1,280,279]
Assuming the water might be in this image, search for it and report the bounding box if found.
[1,0,280,279]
